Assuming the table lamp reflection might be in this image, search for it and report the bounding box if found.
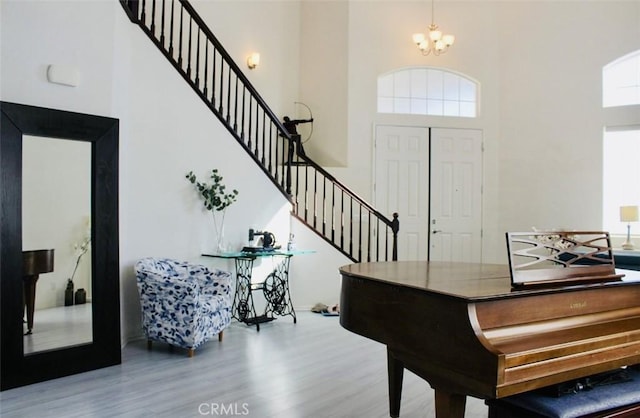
[620,205,639,250]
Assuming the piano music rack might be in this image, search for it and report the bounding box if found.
[506,230,625,288]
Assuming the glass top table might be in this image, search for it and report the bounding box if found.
[203,249,314,258]
[203,249,313,330]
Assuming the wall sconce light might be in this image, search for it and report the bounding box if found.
[247,53,260,70]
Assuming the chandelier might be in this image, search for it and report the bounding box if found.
[412,0,455,56]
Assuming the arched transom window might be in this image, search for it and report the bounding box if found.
[377,67,478,117]
[603,50,640,108]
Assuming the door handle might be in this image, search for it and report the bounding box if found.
[432,230,442,234]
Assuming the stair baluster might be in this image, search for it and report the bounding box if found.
[119,0,399,262]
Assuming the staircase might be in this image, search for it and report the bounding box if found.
[119,0,398,262]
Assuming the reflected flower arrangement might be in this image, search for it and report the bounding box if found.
[70,218,91,283]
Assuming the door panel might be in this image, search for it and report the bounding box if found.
[374,126,483,262]
[430,128,483,262]
[374,126,429,260]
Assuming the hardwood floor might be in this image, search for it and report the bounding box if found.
[24,303,92,354]
[1,312,488,417]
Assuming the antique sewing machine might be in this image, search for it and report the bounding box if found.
[244,228,278,252]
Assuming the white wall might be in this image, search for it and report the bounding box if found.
[330,1,640,264]
[298,0,349,167]
[190,0,301,117]
[0,0,116,115]
[3,0,640,345]
[2,0,344,345]
[2,0,113,310]
[496,1,639,261]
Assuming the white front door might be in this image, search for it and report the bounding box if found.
[374,126,429,260]
[429,128,483,262]
[374,126,482,262]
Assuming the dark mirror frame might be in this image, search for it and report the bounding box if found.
[1,101,121,391]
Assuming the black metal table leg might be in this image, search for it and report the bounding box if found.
[232,257,261,329]
[209,252,304,331]
[263,256,296,323]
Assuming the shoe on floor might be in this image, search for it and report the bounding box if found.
[311,303,328,313]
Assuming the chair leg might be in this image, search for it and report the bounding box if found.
[147,340,152,350]
[187,348,194,357]
[218,330,224,342]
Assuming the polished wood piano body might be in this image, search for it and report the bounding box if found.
[339,261,640,417]
[22,249,55,335]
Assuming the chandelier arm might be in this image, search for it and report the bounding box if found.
[414,0,453,56]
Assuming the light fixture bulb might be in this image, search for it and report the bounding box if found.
[413,33,426,44]
[429,30,442,42]
[247,52,260,70]
[413,1,454,56]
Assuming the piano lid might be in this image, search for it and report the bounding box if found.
[23,249,55,276]
[339,261,640,302]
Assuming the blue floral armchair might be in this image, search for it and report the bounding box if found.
[134,258,232,357]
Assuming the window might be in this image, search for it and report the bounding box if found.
[602,49,640,234]
[377,68,478,117]
[603,50,640,107]
[602,126,640,235]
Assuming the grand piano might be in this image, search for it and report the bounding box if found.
[23,249,55,335]
[339,259,640,417]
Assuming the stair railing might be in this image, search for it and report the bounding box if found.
[290,153,399,262]
[119,0,399,262]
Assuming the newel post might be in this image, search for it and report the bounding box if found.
[391,213,399,261]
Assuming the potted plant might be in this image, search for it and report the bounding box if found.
[186,169,239,252]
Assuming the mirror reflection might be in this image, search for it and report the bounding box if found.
[22,135,92,354]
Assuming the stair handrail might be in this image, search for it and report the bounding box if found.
[121,0,296,197]
[176,0,287,139]
[119,0,399,261]
[295,154,396,229]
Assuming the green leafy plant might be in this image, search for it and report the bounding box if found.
[186,169,239,212]
[186,169,239,252]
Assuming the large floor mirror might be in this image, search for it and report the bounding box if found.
[1,102,121,390]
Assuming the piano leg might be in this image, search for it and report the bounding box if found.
[387,348,404,418]
[434,389,466,418]
[23,274,39,335]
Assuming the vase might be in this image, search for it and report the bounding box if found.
[64,279,74,306]
[215,222,226,253]
[75,288,87,304]
[213,210,227,253]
